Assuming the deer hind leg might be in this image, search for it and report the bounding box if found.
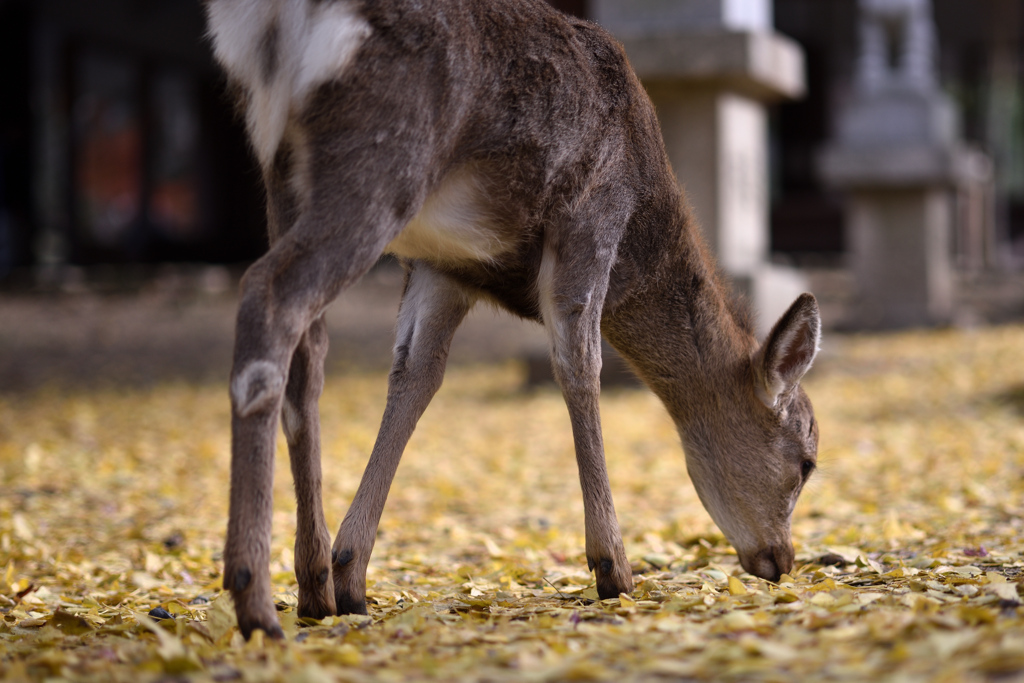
[332,263,473,614]
[538,240,633,600]
[226,220,403,640]
[281,315,335,620]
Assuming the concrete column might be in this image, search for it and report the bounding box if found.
[820,0,991,328]
[590,0,771,33]
[821,145,989,327]
[591,1,808,337]
[847,189,953,327]
[650,86,767,275]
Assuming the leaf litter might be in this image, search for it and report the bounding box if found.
[0,325,1023,681]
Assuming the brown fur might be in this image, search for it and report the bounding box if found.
[207,0,821,639]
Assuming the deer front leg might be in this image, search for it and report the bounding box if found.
[333,264,473,614]
[539,245,633,599]
[282,315,335,620]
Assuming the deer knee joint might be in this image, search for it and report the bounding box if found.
[232,361,286,417]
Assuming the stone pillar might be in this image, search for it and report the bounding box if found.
[820,0,990,328]
[847,186,953,327]
[591,0,807,337]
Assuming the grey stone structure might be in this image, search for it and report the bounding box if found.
[591,0,807,337]
[821,0,991,328]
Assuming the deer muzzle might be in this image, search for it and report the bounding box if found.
[740,543,795,583]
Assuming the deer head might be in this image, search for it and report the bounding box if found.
[680,294,821,581]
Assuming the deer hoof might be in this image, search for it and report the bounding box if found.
[233,592,284,641]
[335,592,369,616]
[226,563,283,640]
[331,546,366,614]
[297,569,336,620]
[298,594,336,621]
[238,615,285,641]
[593,556,633,600]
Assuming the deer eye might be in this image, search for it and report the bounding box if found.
[800,459,815,480]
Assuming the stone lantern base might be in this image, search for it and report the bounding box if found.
[820,144,990,328]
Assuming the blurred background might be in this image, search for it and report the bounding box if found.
[1,0,1023,390]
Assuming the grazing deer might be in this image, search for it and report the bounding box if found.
[206,0,821,639]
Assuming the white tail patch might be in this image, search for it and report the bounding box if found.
[298,3,372,97]
[246,83,293,170]
[206,0,371,168]
[387,166,514,265]
[206,1,271,78]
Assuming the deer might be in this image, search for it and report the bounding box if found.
[205,0,822,640]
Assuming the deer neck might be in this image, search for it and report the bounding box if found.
[604,238,759,430]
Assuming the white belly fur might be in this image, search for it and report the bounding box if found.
[387,166,514,265]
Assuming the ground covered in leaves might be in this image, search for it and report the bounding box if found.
[1,324,1024,682]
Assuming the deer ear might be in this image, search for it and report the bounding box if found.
[754,293,821,409]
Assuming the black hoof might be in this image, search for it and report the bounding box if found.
[297,596,335,621]
[238,619,285,641]
[593,556,633,600]
[335,593,368,616]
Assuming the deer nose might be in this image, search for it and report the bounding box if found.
[742,544,794,582]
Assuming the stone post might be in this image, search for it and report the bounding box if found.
[820,0,990,328]
[591,0,807,337]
